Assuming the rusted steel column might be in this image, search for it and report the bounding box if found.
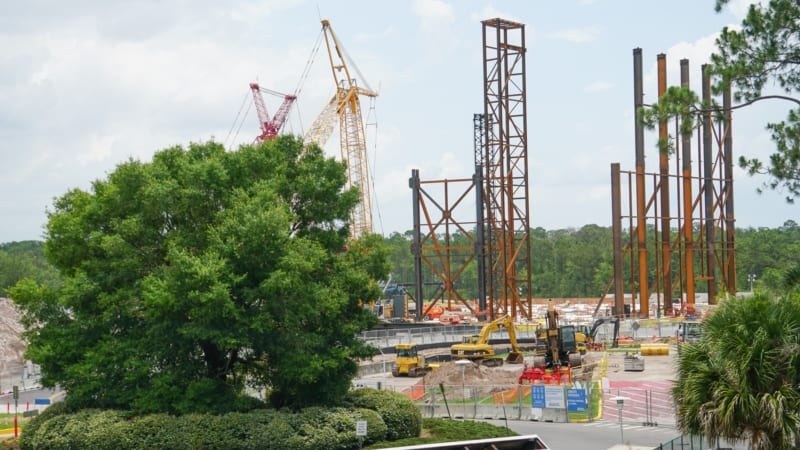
[701,65,716,303]
[723,82,736,297]
[474,164,487,314]
[410,169,424,321]
[657,53,671,319]
[680,59,695,313]
[611,163,625,320]
[633,48,649,319]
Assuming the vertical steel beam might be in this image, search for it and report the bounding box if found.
[474,164,487,313]
[611,163,625,319]
[657,54,671,318]
[723,83,737,297]
[680,59,696,310]
[410,169,424,321]
[702,65,717,303]
[633,48,649,319]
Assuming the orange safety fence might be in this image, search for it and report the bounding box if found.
[403,381,427,400]
[493,385,530,405]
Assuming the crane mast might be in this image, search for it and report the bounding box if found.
[250,82,296,143]
[305,19,378,239]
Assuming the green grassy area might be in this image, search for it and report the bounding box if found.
[366,417,517,448]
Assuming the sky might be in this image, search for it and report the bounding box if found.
[1,0,795,244]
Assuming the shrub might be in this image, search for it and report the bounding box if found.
[345,388,421,440]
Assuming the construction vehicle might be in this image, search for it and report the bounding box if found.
[249,82,296,144]
[533,300,582,371]
[676,317,703,354]
[304,19,378,239]
[450,315,524,367]
[392,343,435,377]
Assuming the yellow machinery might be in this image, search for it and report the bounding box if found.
[450,316,524,367]
[392,343,434,377]
[533,300,582,370]
[304,19,378,239]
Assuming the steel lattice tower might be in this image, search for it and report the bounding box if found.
[481,18,532,320]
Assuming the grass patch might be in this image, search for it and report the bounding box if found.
[366,417,516,448]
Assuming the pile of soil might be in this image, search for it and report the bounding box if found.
[0,298,26,382]
[424,361,522,386]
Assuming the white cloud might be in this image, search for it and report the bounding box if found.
[585,81,613,92]
[548,26,601,44]
[412,0,455,32]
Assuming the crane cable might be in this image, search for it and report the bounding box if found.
[225,91,252,149]
[292,28,325,137]
[365,95,383,235]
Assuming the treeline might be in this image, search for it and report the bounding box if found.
[0,240,61,296]
[3,220,799,298]
[381,220,800,299]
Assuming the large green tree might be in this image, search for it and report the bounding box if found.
[9,136,387,414]
[673,292,800,449]
[713,0,800,202]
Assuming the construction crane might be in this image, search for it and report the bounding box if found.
[304,19,378,239]
[250,82,296,144]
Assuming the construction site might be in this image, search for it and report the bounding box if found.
[247,15,748,449]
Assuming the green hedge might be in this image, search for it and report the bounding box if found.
[19,389,416,450]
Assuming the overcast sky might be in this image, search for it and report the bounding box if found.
[1,0,794,243]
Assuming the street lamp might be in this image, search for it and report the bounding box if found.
[612,396,628,444]
[748,273,757,292]
[454,359,471,419]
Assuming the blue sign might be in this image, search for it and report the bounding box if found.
[531,385,546,408]
[34,398,51,405]
[566,389,587,412]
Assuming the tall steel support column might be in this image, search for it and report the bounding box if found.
[473,115,488,313]
[611,163,625,319]
[680,59,696,307]
[481,18,532,320]
[657,54,672,318]
[474,164,487,314]
[633,48,649,319]
[410,169,424,321]
[702,65,717,302]
[723,84,737,295]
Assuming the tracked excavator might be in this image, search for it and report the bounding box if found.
[577,317,620,351]
[532,300,583,371]
[450,315,524,367]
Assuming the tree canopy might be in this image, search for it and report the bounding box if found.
[673,291,800,449]
[9,136,388,414]
[713,0,800,203]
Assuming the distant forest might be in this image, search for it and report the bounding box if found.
[2,221,799,299]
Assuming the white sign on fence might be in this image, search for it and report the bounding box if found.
[544,386,565,409]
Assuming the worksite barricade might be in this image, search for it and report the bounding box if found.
[604,386,675,427]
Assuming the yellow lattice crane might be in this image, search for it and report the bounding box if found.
[304,19,378,240]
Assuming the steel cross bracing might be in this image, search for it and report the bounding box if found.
[481,18,532,320]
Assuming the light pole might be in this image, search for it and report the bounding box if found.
[748,273,757,292]
[455,359,471,419]
[613,396,627,444]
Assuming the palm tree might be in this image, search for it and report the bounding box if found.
[672,293,800,449]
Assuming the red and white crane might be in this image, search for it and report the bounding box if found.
[249,82,296,144]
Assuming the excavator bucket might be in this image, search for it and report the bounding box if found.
[505,351,524,364]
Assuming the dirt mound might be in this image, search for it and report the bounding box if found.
[0,298,26,381]
[424,360,523,386]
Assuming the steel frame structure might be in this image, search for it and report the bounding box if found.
[481,18,532,320]
[607,49,736,319]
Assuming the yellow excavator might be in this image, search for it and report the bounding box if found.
[450,315,524,367]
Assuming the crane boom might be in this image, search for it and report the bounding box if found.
[305,19,378,239]
[249,82,296,143]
